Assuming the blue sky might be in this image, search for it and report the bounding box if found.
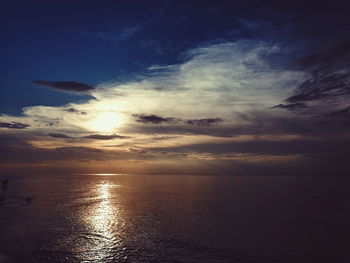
[3,0,348,114]
[1,0,350,174]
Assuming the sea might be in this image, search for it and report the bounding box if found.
[0,174,349,263]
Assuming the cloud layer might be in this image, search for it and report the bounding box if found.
[1,39,349,175]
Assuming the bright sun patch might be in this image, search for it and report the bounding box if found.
[87,112,124,133]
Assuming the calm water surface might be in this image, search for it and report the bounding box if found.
[0,174,349,262]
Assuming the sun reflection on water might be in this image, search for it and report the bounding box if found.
[93,183,115,232]
[80,181,124,262]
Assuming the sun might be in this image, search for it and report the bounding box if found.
[87,112,123,133]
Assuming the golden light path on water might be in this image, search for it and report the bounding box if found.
[80,179,125,262]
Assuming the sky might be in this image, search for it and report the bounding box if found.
[1,0,350,175]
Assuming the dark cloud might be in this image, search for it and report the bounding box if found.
[150,138,350,157]
[48,133,72,139]
[65,108,79,113]
[133,114,223,127]
[272,103,308,110]
[152,136,180,141]
[328,107,350,117]
[186,118,223,126]
[0,121,29,129]
[0,135,142,167]
[286,72,350,103]
[32,80,95,93]
[127,109,350,139]
[144,136,350,175]
[0,138,107,163]
[133,114,177,124]
[83,134,130,140]
[286,38,350,104]
[33,118,60,127]
[64,108,87,115]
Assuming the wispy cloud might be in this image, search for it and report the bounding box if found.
[186,118,223,126]
[83,134,130,140]
[328,107,350,117]
[48,133,72,139]
[81,26,140,42]
[272,103,308,110]
[275,38,350,111]
[267,38,350,125]
[0,121,29,129]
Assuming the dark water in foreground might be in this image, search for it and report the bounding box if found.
[0,174,349,263]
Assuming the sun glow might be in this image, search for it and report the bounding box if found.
[87,112,123,133]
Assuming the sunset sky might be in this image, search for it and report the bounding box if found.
[1,0,350,175]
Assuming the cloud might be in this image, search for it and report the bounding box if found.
[1,39,349,175]
[186,118,223,126]
[133,114,223,127]
[0,121,29,129]
[272,103,308,110]
[48,133,72,139]
[286,72,350,103]
[32,80,95,93]
[0,136,111,163]
[83,134,130,140]
[133,114,177,124]
[329,107,350,117]
[285,38,350,105]
[64,108,87,115]
[3,40,318,141]
[149,138,350,157]
[81,27,139,42]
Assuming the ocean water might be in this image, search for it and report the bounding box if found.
[0,174,349,263]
